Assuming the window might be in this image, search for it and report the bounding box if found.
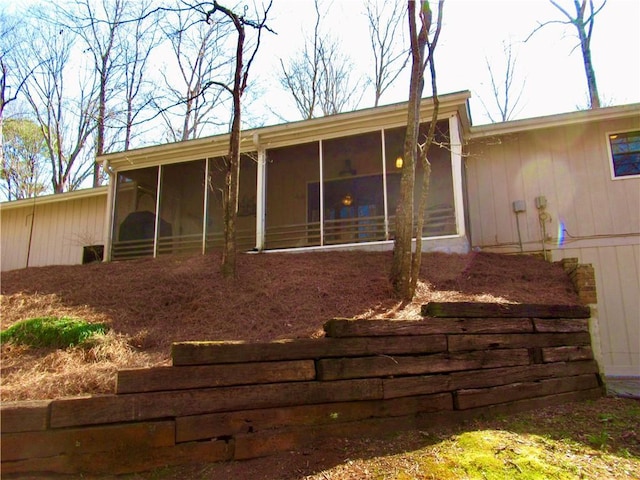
[609,130,640,178]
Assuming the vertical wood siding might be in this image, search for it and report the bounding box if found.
[1,192,107,272]
[467,116,640,376]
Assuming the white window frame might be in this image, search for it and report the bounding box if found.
[606,128,640,180]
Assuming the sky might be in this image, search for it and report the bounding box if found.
[2,0,639,129]
[249,0,640,126]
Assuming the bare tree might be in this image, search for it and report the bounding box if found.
[16,19,98,193]
[278,1,321,120]
[56,0,127,187]
[528,0,606,109]
[193,0,273,278]
[155,6,231,142]
[477,40,526,122]
[0,12,32,172]
[365,0,410,107]
[117,0,161,150]
[1,117,48,200]
[279,0,364,119]
[391,0,444,300]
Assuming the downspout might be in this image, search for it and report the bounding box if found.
[102,159,116,262]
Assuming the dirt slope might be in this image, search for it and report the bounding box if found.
[1,250,581,400]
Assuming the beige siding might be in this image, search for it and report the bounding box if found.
[467,115,640,376]
[1,191,107,272]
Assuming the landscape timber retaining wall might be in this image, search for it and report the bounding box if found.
[1,303,603,476]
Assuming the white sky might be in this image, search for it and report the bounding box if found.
[251,0,640,126]
[3,0,639,129]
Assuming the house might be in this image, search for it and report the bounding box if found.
[466,104,639,378]
[0,187,108,270]
[1,92,638,378]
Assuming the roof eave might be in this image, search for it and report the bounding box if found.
[100,91,472,171]
[0,186,108,210]
[469,103,640,139]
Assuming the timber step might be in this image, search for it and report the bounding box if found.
[421,302,591,318]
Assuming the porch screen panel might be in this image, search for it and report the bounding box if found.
[321,131,385,245]
[265,142,320,249]
[385,121,456,238]
[157,159,206,256]
[205,154,257,252]
[111,166,159,260]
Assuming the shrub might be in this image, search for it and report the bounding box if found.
[0,317,109,349]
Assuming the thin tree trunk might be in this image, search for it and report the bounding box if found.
[410,27,440,295]
[221,102,240,278]
[94,76,106,187]
[390,0,426,299]
[578,26,600,108]
[221,13,244,278]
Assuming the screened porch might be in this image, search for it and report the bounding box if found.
[109,119,462,261]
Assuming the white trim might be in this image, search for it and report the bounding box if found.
[605,128,640,181]
[264,234,467,255]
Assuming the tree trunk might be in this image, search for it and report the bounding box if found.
[410,27,440,295]
[94,75,106,187]
[391,0,443,300]
[221,99,241,278]
[577,24,600,108]
[390,0,427,300]
[209,0,272,279]
[220,11,245,279]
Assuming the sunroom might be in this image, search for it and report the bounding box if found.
[100,91,471,261]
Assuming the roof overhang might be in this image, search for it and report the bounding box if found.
[99,91,472,172]
[469,103,640,139]
[0,186,108,211]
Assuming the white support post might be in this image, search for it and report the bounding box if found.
[102,161,115,262]
[202,158,210,254]
[449,115,466,238]
[255,146,266,251]
[319,140,324,246]
[153,166,162,258]
[381,129,390,240]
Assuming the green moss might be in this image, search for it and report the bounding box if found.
[0,317,108,348]
[414,430,582,479]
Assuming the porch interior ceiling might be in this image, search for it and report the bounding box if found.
[101,91,471,172]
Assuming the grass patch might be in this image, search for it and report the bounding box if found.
[0,317,108,349]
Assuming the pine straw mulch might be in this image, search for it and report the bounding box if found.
[0,250,581,401]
